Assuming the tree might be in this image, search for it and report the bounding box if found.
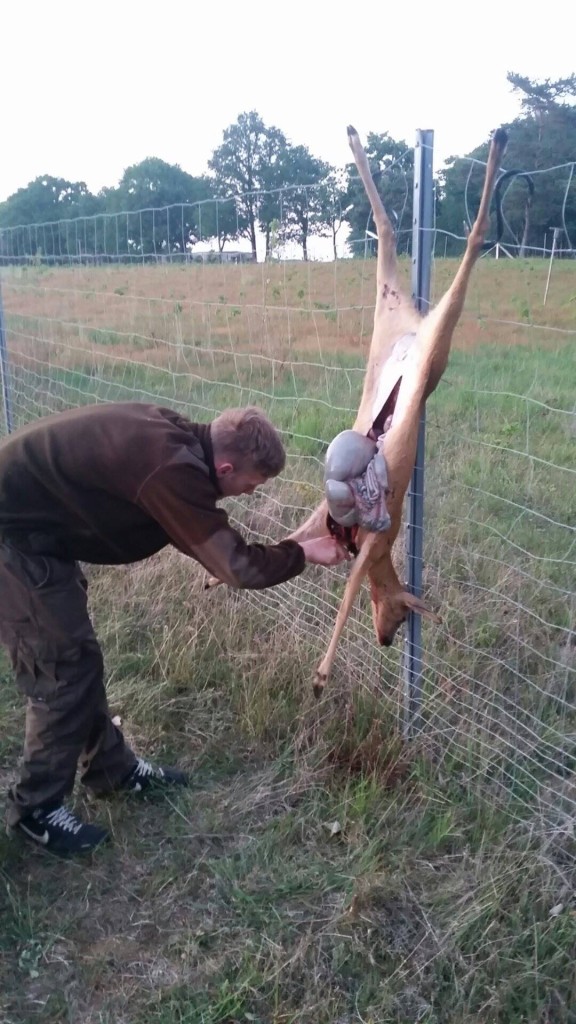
[507,72,576,113]
[257,129,291,260]
[437,74,576,255]
[505,73,576,252]
[107,158,214,258]
[193,193,241,252]
[0,176,101,262]
[209,111,288,259]
[344,133,414,257]
[317,170,350,260]
[435,148,492,257]
[273,145,333,260]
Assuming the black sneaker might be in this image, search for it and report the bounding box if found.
[14,804,109,856]
[120,757,189,794]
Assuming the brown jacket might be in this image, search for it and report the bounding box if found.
[0,402,305,589]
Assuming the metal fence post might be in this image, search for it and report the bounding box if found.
[403,129,434,737]
[0,271,14,435]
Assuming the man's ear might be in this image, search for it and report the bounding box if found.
[215,461,234,478]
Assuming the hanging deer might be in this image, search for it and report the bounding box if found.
[287,125,508,696]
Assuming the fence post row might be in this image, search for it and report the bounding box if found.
[402,129,434,737]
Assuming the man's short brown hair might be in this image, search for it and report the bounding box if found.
[211,406,286,477]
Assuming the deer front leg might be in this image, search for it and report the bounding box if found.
[313,534,377,697]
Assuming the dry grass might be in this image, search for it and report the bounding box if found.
[3,257,575,367]
[1,552,575,1022]
[0,256,575,1022]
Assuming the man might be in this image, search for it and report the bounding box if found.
[0,402,347,856]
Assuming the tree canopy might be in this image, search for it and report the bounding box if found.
[106,158,214,256]
[436,73,576,254]
[208,110,288,259]
[2,76,575,262]
[344,132,414,257]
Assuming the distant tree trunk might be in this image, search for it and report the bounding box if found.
[301,213,309,261]
[249,210,258,260]
[332,216,343,260]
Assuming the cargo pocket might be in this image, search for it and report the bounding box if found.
[0,618,33,671]
[13,630,83,704]
[19,552,77,592]
[0,619,50,702]
[0,547,95,701]
[28,559,95,653]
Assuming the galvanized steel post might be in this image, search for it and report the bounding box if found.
[403,129,434,736]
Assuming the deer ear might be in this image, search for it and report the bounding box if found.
[402,591,441,623]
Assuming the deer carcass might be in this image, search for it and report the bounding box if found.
[289,125,508,696]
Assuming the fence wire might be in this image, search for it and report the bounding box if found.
[0,158,574,840]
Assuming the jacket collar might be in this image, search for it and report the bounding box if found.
[191,421,221,494]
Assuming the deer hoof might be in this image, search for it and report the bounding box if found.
[313,671,328,700]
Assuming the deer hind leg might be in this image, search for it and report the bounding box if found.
[347,125,400,286]
[418,128,509,396]
[347,126,422,434]
[382,127,508,442]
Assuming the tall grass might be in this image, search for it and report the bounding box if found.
[0,259,574,1022]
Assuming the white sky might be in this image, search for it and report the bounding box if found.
[2,0,574,203]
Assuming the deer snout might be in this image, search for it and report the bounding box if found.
[372,598,405,647]
[376,619,405,647]
[369,575,406,648]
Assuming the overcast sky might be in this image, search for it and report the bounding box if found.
[2,0,574,203]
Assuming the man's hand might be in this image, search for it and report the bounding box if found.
[205,534,350,588]
[299,535,351,566]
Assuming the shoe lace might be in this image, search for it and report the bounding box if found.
[134,757,156,779]
[45,806,83,834]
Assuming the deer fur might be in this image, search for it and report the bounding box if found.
[288,125,508,696]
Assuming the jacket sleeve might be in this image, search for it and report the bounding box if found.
[136,461,306,589]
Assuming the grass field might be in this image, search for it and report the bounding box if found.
[0,257,575,1023]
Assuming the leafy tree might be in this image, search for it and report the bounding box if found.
[257,131,291,260]
[192,192,240,253]
[318,169,350,260]
[344,133,414,257]
[0,176,98,226]
[437,74,576,255]
[508,72,576,113]
[209,111,288,259]
[0,176,101,262]
[273,145,332,260]
[435,147,493,257]
[107,158,214,258]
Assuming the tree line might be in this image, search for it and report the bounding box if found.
[1,74,574,263]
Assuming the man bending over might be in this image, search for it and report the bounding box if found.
[0,402,346,856]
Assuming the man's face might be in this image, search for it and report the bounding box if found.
[216,462,270,498]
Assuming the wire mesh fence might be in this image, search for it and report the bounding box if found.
[0,148,574,838]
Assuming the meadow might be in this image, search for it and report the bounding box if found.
[0,256,574,1023]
